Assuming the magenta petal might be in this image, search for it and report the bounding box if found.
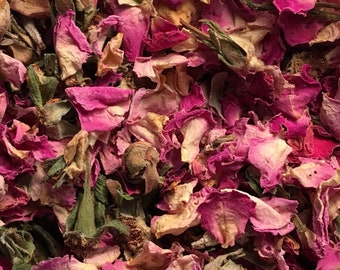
[316,246,340,270]
[66,86,133,132]
[54,10,92,79]
[279,11,324,46]
[115,6,150,61]
[274,0,316,14]
[198,190,256,248]
[271,65,322,118]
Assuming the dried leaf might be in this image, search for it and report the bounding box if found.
[27,64,58,109]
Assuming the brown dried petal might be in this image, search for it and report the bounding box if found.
[96,33,124,77]
[63,130,89,179]
[123,141,160,194]
[10,0,51,18]
[0,0,10,39]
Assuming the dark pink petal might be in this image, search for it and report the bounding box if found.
[180,83,207,112]
[312,171,340,258]
[320,93,340,141]
[270,111,311,138]
[115,6,150,61]
[279,11,324,46]
[198,190,256,248]
[271,65,322,119]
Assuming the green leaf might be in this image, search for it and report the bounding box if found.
[117,190,134,201]
[245,166,263,197]
[46,156,66,177]
[27,64,58,109]
[97,219,130,237]
[94,174,111,205]
[94,201,106,228]
[19,223,63,259]
[27,65,43,108]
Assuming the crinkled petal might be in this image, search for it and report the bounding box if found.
[197,190,256,248]
[66,86,133,132]
[278,11,324,46]
[133,53,188,82]
[271,65,322,119]
[248,136,292,191]
[274,0,316,15]
[54,10,92,80]
[0,51,27,88]
[312,170,340,257]
[127,241,182,270]
[222,189,298,235]
[151,187,209,238]
[286,158,336,188]
[320,93,340,141]
[32,255,97,270]
[96,33,124,76]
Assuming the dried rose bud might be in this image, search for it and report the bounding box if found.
[0,0,10,39]
[123,141,161,194]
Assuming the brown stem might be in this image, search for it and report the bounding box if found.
[179,19,209,40]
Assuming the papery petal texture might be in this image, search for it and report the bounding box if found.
[0,51,27,88]
[274,0,316,15]
[66,86,133,132]
[320,93,340,141]
[32,255,97,270]
[222,189,298,235]
[198,190,256,248]
[115,5,150,61]
[54,10,92,80]
[248,136,292,191]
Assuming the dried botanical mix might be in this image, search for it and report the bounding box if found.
[0,0,340,269]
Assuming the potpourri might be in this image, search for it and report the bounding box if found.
[0,0,340,269]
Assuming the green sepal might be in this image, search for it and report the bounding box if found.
[96,219,130,237]
[27,64,58,109]
[46,156,66,177]
[12,259,32,270]
[0,227,35,266]
[199,19,248,73]
[73,178,97,238]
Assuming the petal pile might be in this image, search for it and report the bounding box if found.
[0,0,340,269]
